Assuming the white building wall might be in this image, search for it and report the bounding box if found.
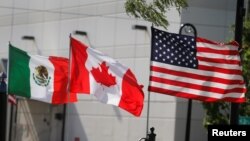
[0,0,238,141]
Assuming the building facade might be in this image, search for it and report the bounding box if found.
[0,0,239,141]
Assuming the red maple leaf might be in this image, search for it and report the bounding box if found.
[91,62,116,87]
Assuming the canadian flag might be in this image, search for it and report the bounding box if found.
[70,37,144,116]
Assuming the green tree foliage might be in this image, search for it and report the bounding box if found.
[125,0,188,29]
[202,102,230,128]
[239,20,250,116]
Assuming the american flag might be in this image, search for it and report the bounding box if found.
[148,27,246,103]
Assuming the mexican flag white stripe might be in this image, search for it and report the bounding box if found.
[29,55,55,103]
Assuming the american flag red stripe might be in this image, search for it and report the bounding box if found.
[149,27,246,102]
[150,76,245,94]
[196,47,239,55]
[148,86,245,103]
[198,65,242,74]
[197,57,240,65]
[151,65,243,85]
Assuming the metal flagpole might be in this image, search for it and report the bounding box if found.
[147,27,152,136]
[132,25,150,136]
[131,24,152,140]
[146,90,151,136]
[62,34,74,141]
[230,0,245,125]
[179,23,197,141]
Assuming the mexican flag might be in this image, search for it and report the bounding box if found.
[70,37,144,116]
[8,44,77,104]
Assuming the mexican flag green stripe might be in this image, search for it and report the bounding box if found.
[8,44,77,104]
[8,45,31,98]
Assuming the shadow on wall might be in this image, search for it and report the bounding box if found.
[174,99,207,141]
[12,99,88,141]
[64,100,127,141]
[63,103,89,141]
[174,99,189,141]
[14,100,51,141]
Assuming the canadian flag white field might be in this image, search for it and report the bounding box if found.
[70,37,144,116]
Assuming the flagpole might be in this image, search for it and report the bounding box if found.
[179,23,197,141]
[146,92,151,136]
[68,34,72,94]
[62,34,73,141]
[230,0,245,125]
[8,3,15,139]
[7,42,12,141]
[8,99,14,141]
[132,24,151,136]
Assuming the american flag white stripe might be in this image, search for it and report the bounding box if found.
[150,74,244,95]
[197,47,239,56]
[150,66,245,95]
[151,71,244,90]
[150,81,245,99]
[197,52,240,61]
[198,61,241,70]
[149,27,246,102]
[196,42,239,51]
[151,62,244,82]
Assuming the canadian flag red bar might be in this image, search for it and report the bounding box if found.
[69,37,144,116]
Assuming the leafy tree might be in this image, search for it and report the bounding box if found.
[238,20,250,116]
[125,0,188,29]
